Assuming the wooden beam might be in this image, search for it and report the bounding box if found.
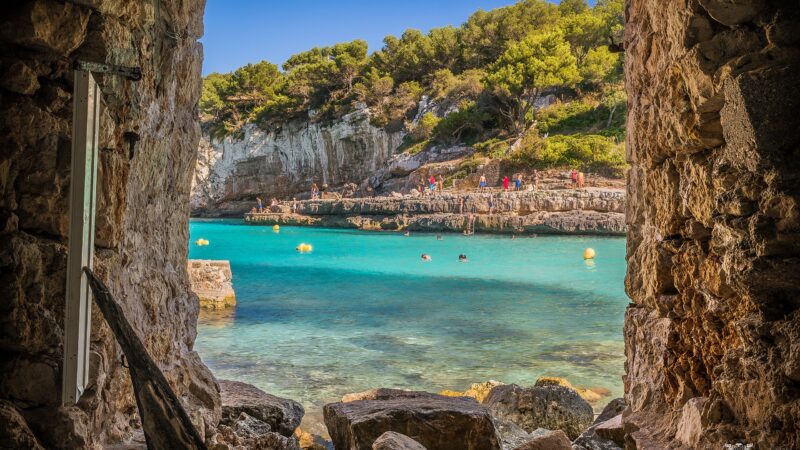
[83,268,207,450]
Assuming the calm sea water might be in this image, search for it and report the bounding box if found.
[189,219,628,429]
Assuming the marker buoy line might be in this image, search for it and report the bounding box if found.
[583,248,596,259]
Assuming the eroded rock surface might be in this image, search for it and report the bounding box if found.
[191,108,404,212]
[510,429,571,450]
[188,259,237,308]
[245,189,626,235]
[0,0,219,447]
[484,384,593,440]
[372,431,427,450]
[324,390,501,450]
[219,380,304,437]
[624,0,800,448]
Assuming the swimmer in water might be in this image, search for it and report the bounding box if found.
[421,253,431,261]
[458,254,468,262]
[436,234,442,240]
[404,231,410,236]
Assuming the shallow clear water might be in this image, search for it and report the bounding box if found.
[189,219,628,427]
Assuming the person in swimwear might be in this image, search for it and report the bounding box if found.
[458,254,468,262]
[479,174,487,189]
[421,253,431,261]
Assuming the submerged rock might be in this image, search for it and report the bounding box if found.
[440,380,504,403]
[484,384,593,440]
[372,431,427,450]
[219,380,304,437]
[324,389,501,450]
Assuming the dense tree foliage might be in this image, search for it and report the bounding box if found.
[200,0,624,172]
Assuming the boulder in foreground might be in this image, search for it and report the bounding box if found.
[219,380,304,437]
[572,398,626,450]
[511,429,571,450]
[324,389,501,450]
[372,431,427,450]
[484,384,593,440]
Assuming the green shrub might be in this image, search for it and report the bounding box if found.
[536,97,626,139]
[508,134,626,176]
[408,112,441,141]
[432,101,488,144]
[473,137,512,159]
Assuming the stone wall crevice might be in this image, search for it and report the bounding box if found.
[624,0,799,448]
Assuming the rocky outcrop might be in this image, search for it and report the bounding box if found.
[188,260,237,308]
[624,0,800,449]
[245,189,626,235]
[572,399,626,450]
[219,380,304,437]
[0,0,219,447]
[372,431,427,450]
[510,429,571,450]
[191,107,404,213]
[324,390,501,450]
[484,384,593,440]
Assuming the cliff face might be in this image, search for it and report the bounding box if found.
[0,0,218,448]
[624,1,800,449]
[246,189,627,235]
[191,107,404,213]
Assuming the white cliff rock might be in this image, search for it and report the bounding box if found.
[192,108,404,212]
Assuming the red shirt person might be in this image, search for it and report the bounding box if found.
[503,176,509,190]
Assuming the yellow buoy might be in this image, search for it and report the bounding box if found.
[583,247,596,259]
[296,243,313,252]
[195,238,209,246]
[273,224,280,232]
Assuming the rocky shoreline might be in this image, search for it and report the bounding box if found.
[214,376,626,450]
[241,189,626,236]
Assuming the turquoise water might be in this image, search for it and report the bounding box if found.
[189,220,628,428]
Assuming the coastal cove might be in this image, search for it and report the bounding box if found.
[189,220,628,434]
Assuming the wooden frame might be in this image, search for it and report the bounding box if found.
[62,70,101,405]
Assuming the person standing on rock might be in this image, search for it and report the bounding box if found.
[311,183,319,199]
[292,197,298,214]
[503,175,509,191]
[479,174,487,189]
[429,175,436,193]
[570,169,578,187]
[438,175,444,193]
[515,174,523,190]
[256,196,263,213]
[577,171,585,188]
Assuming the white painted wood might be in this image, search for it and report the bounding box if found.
[62,70,100,405]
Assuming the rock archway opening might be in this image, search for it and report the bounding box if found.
[0,0,798,449]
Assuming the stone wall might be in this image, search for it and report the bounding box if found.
[188,259,236,309]
[0,0,219,448]
[623,1,799,448]
[191,107,404,212]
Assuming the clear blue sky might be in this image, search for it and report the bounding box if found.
[201,0,581,75]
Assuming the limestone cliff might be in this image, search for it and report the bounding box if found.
[191,106,404,214]
[246,189,626,235]
[0,0,218,448]
[624,1,800,449]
